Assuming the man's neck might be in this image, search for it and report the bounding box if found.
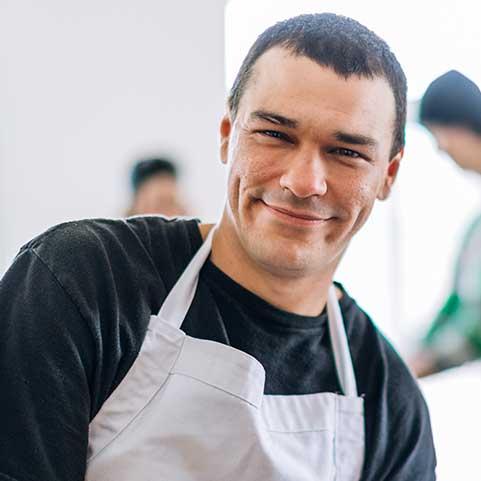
[199,222,340,317]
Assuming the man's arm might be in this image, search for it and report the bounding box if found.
[0,248,95,481]
[416,215,481,376]
[362,340,437,481]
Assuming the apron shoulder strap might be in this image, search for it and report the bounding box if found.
[156,226,216,327]
[327,285,358,397]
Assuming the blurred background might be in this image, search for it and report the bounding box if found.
[1,1,480,478]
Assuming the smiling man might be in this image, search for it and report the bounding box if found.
[0,13,435,481]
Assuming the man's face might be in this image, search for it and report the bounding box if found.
[220,47,401,277]
[426,124,481,173]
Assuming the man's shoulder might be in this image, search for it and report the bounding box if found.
[23,217,127,255]
[339,287,423,399]
[19,216,202,295]
[24,215,194,248]
[340,289,436,478]
[23,215,198,265]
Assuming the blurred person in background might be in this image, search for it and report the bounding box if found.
[126,157,187,216]
[410,70,481,377]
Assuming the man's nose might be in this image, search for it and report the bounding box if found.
[279,150,328,198]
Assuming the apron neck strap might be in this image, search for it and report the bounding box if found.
[327,285,358,397]
[157,225,216,324]
[157,225,358,397]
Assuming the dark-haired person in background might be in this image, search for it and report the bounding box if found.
[0,13,435,481]
[127,157,187,217]
[410,70,481,378]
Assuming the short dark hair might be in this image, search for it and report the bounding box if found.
[419,70,481,135]
[228,13,407,158]
[131,157,178,192]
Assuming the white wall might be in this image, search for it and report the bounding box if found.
[0,0,228,272]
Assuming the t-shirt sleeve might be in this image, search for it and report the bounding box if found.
[362,340,437,481]
[0,248,95,481]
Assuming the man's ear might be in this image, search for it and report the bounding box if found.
[220,114,232,165]
[377,148,403,201]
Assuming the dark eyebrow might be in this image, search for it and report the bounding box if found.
[333,130,378,148]
[250,110,299,129]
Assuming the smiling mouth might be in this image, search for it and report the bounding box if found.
[260,200,331,225]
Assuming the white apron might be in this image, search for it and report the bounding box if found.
[86,227,365,481]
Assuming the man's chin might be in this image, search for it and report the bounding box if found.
[248,237,324,275]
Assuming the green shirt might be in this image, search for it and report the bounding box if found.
[424,213,481,369]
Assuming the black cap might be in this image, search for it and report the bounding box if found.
[419,70,481,134]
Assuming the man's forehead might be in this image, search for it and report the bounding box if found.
[238,47,396,139]
[245,47,390,95]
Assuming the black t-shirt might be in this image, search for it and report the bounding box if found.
[0,216,436,481]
